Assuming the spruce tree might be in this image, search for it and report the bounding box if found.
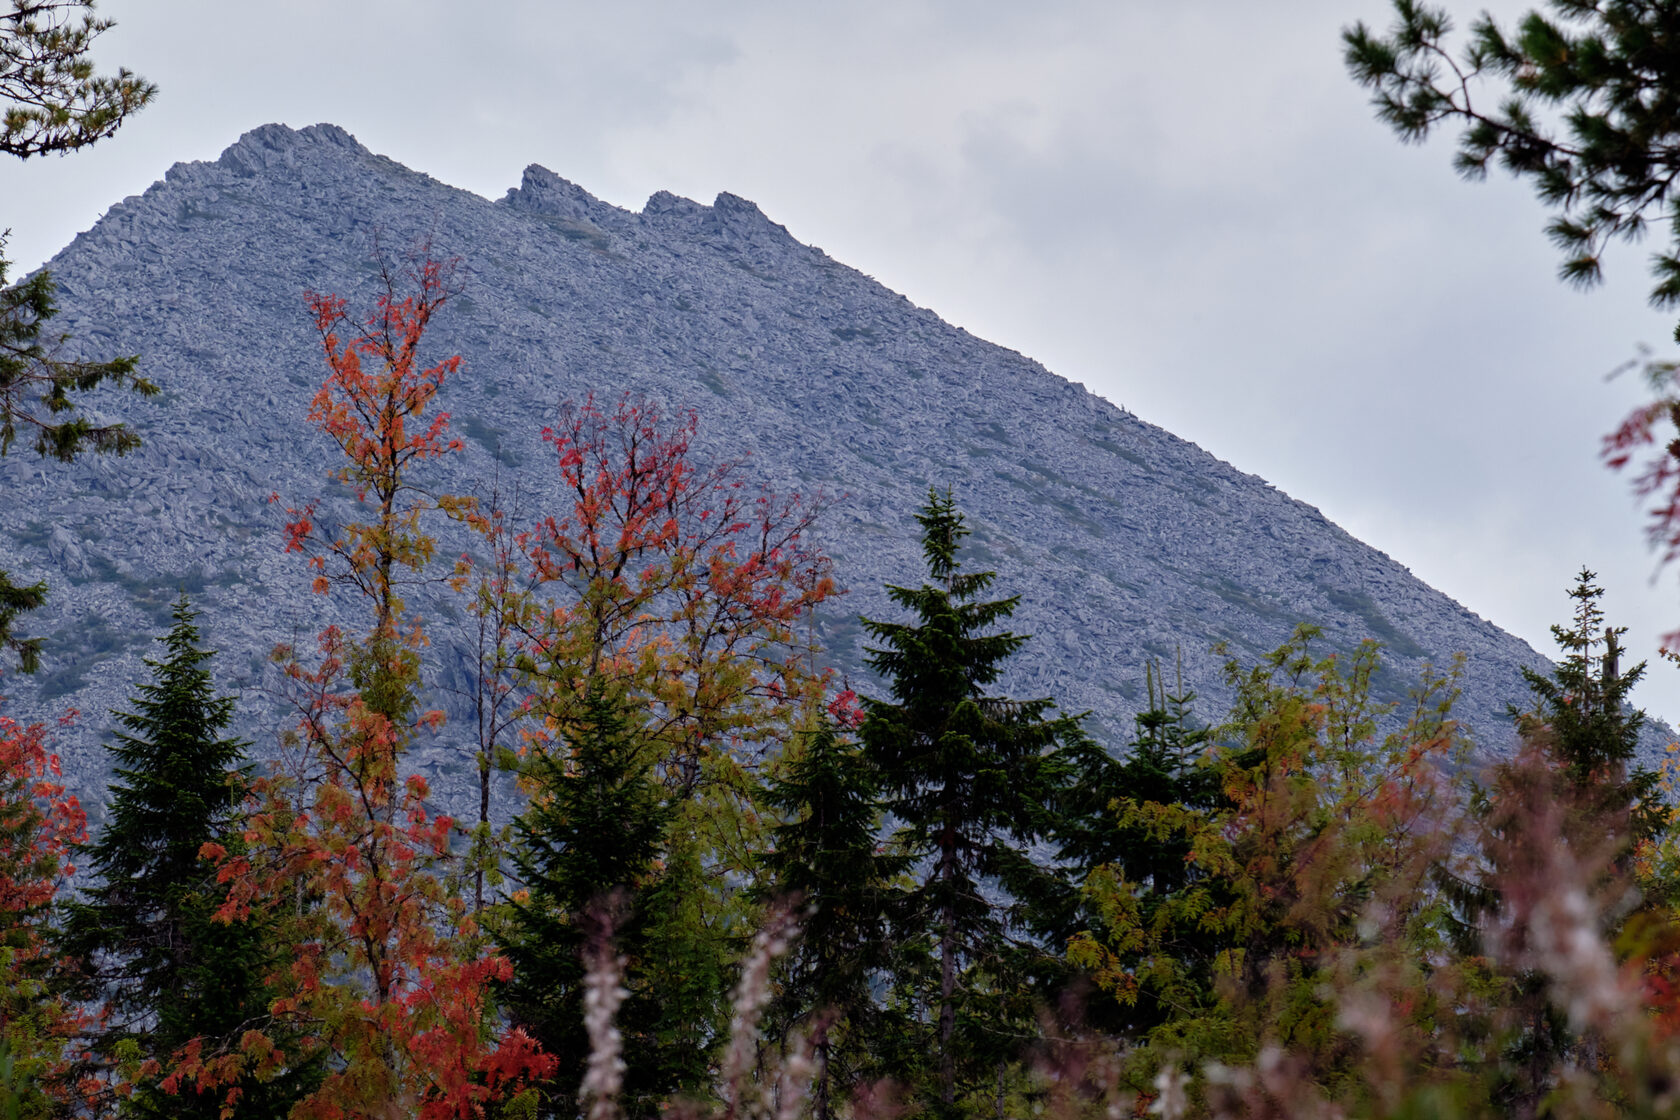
[1514,567,1655,834]
[1058,659,1216,899]
[757,712,907,1120]
[626,832,729,1105]
[1435,571,1652,958]
[1428,572,1651,1115]
[62,596,305,1120]
[501,681,698,1119]
[858,488,1079,1114]
[1050,661,1221,1040]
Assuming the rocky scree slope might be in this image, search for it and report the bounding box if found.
[0,123,1578,816]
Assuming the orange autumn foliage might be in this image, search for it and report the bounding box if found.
[171,251,551,1119]
[282,248,463,636]
[0,707,92,1110]
[480,393,838,799]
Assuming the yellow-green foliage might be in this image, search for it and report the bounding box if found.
[1071,626,1470,1099]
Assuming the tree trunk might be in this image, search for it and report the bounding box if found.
[939,828,957,1109]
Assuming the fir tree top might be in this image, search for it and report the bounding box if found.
[1517,568,1647,784]
[86,594,249,888]
[1513,568,1658,841]
[867,487,1026,706]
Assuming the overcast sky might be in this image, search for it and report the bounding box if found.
[6,0,1680,723]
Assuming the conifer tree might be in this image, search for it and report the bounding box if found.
[1,0,156,463]
[62,596,307,1120]
[1342,3,1680,637]
[1058,659,1216,902]
[626,833,730,1104]
[501,681,707,1118]
[757,710,907,1120]
[2,2,156,160]
[858,488,1079,1114]
[1514,567,1654,832]
[2,2,159,671]
[1436,575,1651,957]
[1048,660,1219,1039]
[0,572,43,675]
[1453,571,1656,1112]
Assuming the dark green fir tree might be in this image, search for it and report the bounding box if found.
[1432,570,1652,962]
[1514,567,1656,836]
[501,680,712,1119]
[1428,570,1654,1115]
[62,595,308,1120]
[1058,658,1217,902]
[757,708,908,1120]
[858,487,1079,1115]
[626,831,730,1106]
[1047,659,1222,1039]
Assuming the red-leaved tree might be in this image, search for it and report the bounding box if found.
[502,393,838,800]
[466,394,840,1110]
[1605,361,1680,649]
[172,252,551,1120]
[0,708,90,1113]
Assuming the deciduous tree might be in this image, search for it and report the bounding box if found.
[446,471,530,916]
[480,395,837,1113]
[176,254,550,1120]
[507,393,836,804]
[1070,629,1468,1099]
[0,707,87,1119]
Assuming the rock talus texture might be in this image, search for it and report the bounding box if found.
[0,123,1583,813]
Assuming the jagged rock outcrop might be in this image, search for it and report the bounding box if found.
[0,123,1593,815]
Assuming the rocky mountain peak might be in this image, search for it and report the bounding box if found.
[1,122,1623,818]
[503,164,618,225]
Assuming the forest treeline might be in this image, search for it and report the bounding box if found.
[3,253,1680,1120]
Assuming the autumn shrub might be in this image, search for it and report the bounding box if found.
[1068,628,1468,1100]
[0,707,88,1119]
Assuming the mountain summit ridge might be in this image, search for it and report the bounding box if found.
[1,123,1574,812]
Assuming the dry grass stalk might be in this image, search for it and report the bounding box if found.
[576,900,813,1120]
[581,912,629,1120]
[721,902,801,1120]
[771,1029,815,1120]
[1148,1065,1188,1120]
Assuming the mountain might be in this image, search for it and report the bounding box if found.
[0,123,1576,813]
